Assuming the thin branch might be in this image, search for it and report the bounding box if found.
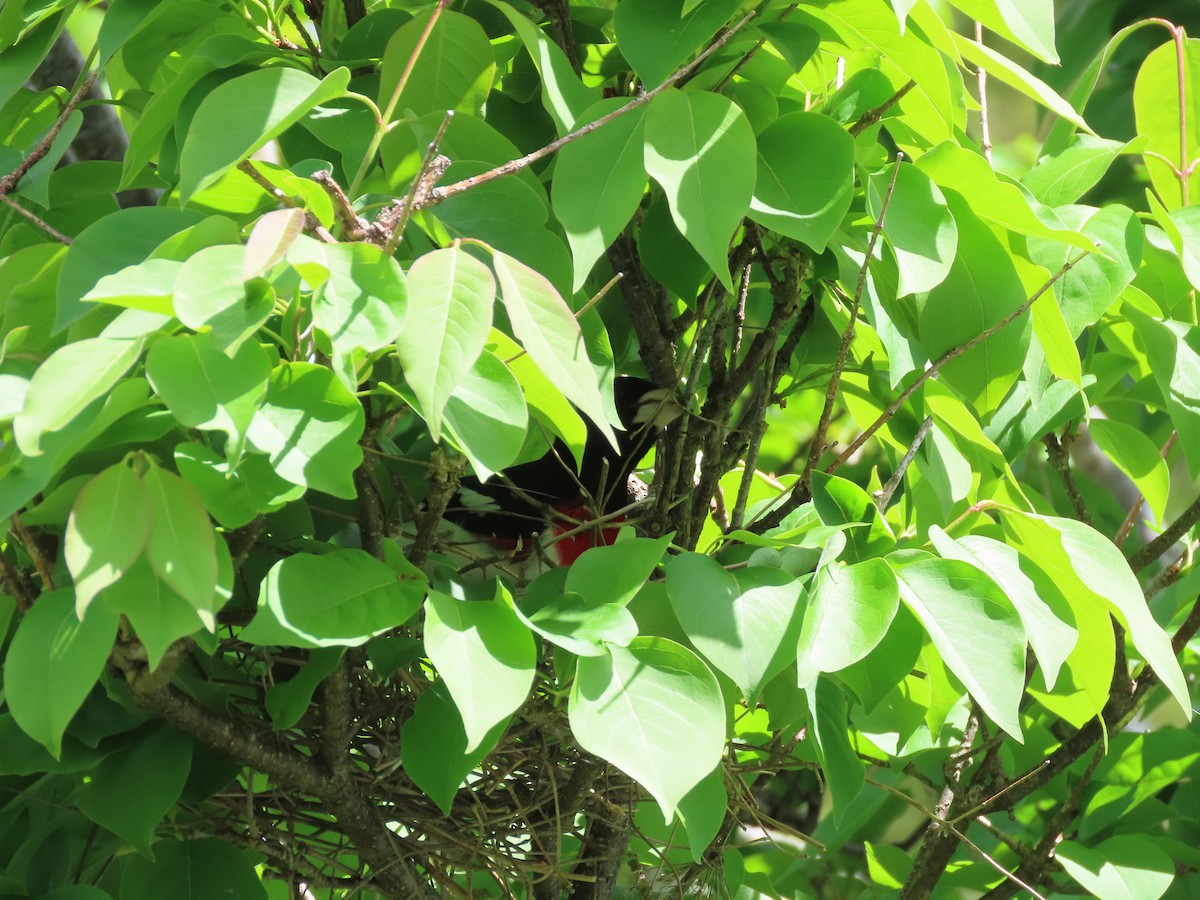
[1128,490,1200,572]
[381,109,454,254]
[973,23,992,165]
[1116,432,1176,547]
[828,248,1093,474]
[874,415,933,511]
[802,153,902,488]
[0,69,98,196]
[423,12,756,210]
[849,79,917,137]
[0,194,72,242]
[9,513,55,592]
[237,161,336,243]
[1042,429,1092,525]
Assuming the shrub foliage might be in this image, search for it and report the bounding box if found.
[1,0,1200,897]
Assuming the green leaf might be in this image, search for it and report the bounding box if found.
[1088,419,1170,525]
[493,249,616,448]
[433,169,570,296]
[570,637,725,819]
[795,558,898,688]
[566,535,673,607]
[142,464,219,626]
[120,838,267,900]
[1021,135,1131,206]
[179,66,351,203]
[917,143,1097,253]
[64,462,153,618]
[56,207,205,330]
[515,590,638,656]
[893,556,1026,739]
[1029,204,1142,338]
[1056,836,1174,900]
[666,553,805,704]
[837,605,923,713]
[953,35,1091,133]
[173,244,273,354]
[397,245,494,441]
[869,162,957,296]
[489,0,599,135]
[915,192,1030,413]
[424,590,537,753]
[1123,309,1200,476]
[749,111,854,253]
[174,443,304,529]
[810,471,896,562]
[377,10,494,119]
[265,647,343,729]
[315,242,408,386]
[645,89,755,292]
[807,0,955,141]
[400,680,510,815]
[676,766,726,861]
[551,100,648,292]
[245,362,366,499]
[13,336,143,456]
[82,258,181,315]
[243,208,306,280]
[76,725,193,857]
[146,332,270,459]
[1081,731,1200,839]
[4,590,119,758]
[101,555,214,670]
[613,0,744,87]
[805,677,865,822]
[945,0,1057,63]
[441,350,528,478]
[1134,37,1200,210]
[930,529,1077,691]
[241,549,426,648]
[1001,510,1192,720]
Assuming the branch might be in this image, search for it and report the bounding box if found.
[802,153,903,490]
[849,79,917,137]
[237,161,336,243]
[0,194,72,243]
[827,248,1093,474]
[0,70,97,196]
[1128,489,1200,572]
[1042,429,1093,526]
[874,415,933,511]
[422,11,756,210]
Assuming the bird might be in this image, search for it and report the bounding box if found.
[442,376,680,568]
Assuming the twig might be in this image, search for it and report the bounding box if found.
[0,551,35,612]
[237,161,336,243]
[1042,430,1092,525]
[802,153,903,488]
[874,416,933,511]
[1128,490,1200,572]
[0,194,72,243]
[0,70,98,196]
[381,109,454,254]
[849,80,917,137]
[1115,432,1176,546]
[827,249,1092,474]
[974,23,992,164]
[9,513,55,592]
[868,775,1048,900]
[423,12,756,210]
[347,0,451,196]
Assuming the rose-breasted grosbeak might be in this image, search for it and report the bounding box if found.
[444,377,679,567]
